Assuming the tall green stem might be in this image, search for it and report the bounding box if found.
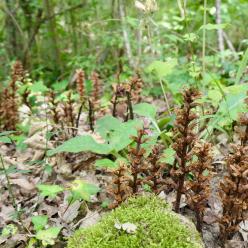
[202,0,207,75]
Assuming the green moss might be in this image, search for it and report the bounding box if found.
[67,195,203,248]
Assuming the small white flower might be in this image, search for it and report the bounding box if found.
[114,222,122,230]
[114,221,137,234]
[121,222,137,234]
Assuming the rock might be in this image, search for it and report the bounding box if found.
[67,195,204,248]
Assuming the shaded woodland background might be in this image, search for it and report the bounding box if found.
[0,0,247,86]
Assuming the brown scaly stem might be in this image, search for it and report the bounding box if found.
[171,88,201,213]
[49,90,60,124]
[88,98,95,132]
[129,129,148,193]
[218,94,248,242]
[0,61,24,130]
[108,163,132,209]
[185,141,213,232]
[111,84,126,117]
[145,146,168,194]
[219,145,248,243]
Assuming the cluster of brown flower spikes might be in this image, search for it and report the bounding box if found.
[0,61,24,131]
[48,69,102,134]
[111,73,143,120]
[108,129,167,208]
[170,88,214,232]
[218,91,248,242]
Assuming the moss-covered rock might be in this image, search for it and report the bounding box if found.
[67,195,204,248]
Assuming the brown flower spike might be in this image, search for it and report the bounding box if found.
[171,88,201,213]
[185,141,213,232]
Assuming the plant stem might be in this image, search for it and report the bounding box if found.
[126,91,134,120]
[0,154,17,209]
[159,79,172,115]
[202,0,207,75]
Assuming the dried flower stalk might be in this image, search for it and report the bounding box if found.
[219,145,248,242]
[185,141,213,232]
[171,88,201,213]
[108,163,132,209]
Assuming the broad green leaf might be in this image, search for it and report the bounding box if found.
[32,215,48,232]
[36,227,61,246]
[48,135,111,156]
[52,80,69,91]
[0,136,12,143]
[133,103,157,119]
[0,131,17,136]
[95,159,117,169]
[160,147,175,165]
[68,180,100,202]
[37,184,64,198]
[147,59,177,78]
[208,89,223,108]
[95,115,122,139]
[48,117,143,156]
[30,81,48,93]
[200,23,229,30]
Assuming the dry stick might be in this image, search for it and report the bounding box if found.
[223,31,237,54]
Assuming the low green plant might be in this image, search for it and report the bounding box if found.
[67,195,203,248]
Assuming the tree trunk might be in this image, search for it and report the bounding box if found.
[4,0,23,60]
[118,0,135,69]
[43,0,62,75]
[216,0,224,62]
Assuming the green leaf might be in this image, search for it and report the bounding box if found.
[37,184,64,198]
[52,80,69,91]
[32,215,48,232]
[1,224,18,237]
[48,117,143,156]
[68,180,100,202]
[0,131,17,136]
[183,33,198,42]
[133,103,157,119]
[235,47,248,84]
[30,81,48,93]
[95,159,117,169]
[147,59,177,78]
[200,23,229,30]
[0,166,31,176]
[95,115,123,139]
[160,147,175,165]
[208,89,223,108]
[48,135,111,156]
[0,136,12,143]
[36,227,61,246]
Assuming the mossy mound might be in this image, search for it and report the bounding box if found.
[67,195,203,248]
